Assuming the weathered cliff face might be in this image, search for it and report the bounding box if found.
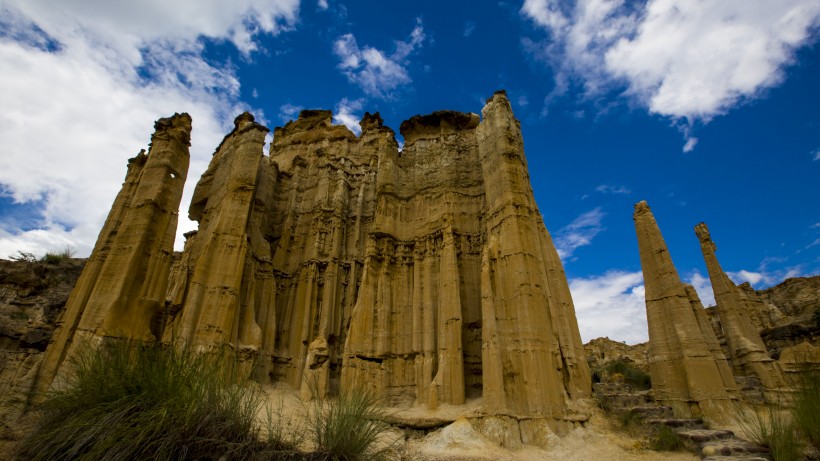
[695,223,786,391]
[584,337,648,372]
[35,113,192,393]
[32,91,589,428]
[633,202,737,417]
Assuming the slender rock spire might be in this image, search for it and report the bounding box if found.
[695,222,786,391]
[634,201,737,417]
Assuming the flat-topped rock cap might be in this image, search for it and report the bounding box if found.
[399,110,480,145]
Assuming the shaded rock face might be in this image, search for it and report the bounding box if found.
[695,223,786,391]
[35,92,591,424]
[584,337,649,372]
[633,201,737,418]
[0,259,84,419]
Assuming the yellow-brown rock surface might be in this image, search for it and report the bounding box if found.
[695,222,786,391]
[634,201,737,417]
[34,113,191,392]
[29,92,590,428]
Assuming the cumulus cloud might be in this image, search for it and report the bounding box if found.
[333,18,427,99]
[595,184,630,195]
[569,270,647,344]
[554,207,606,260]
[521,0,820,149]
[0,1,300,259]
[317,0,329,11]
[333,98,365,135]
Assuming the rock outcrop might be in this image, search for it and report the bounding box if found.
[35,113,192,392]
[695,223,786,392]
[634,202,737,417]
[31,92,591,431]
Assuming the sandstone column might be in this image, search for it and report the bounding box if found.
[36,113,191,392]
[476,91,590,418]
[695,222,786,390]
[634,201,737,417]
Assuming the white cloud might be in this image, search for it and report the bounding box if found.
[554,207,606,260]
[521,0,820,146]
[333,98,364,135]
[728,269,765,286]
[595,184,631,195]
[317,0,329,11]
[813,148,820,161]
[278,103,304,123]
[333,18,427,99]
[682,136,698,153]
[569,270,647,344]
[0,1,300,259]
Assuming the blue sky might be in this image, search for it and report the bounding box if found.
[1,0,818,344]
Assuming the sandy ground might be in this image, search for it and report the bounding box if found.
[258,384,699,461]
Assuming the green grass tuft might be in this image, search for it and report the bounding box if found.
[18,340,294,460]
[650,425,683,451]
[307,388,396,461]
[793,363,820,449]
[734,403,802,461]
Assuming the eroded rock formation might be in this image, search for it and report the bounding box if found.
[633,201,737,417]
[35,113,192,392]
[695,222,786,391]
[32,92,591,431]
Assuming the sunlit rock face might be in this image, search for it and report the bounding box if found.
[633,201,738,419]
[36,91,591,427]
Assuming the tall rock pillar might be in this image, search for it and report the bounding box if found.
[695,222,786,391]
[634,201,737,417]
[476,91,590,419]
[36,113,191,392]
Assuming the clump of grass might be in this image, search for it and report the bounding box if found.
[734,403,802,461]
[650,425,683,451]
[307,388,395,461]
[618,408,641,428]
[793,362,820,449]
[18,340,293,461]
[40,246,76,264]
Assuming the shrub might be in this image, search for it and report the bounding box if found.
[18,340,292,461]
[650,425,683,451]
[8,251,36,262]
[734,403,801,461]
[307,388,395,461]
[604,360,651,390]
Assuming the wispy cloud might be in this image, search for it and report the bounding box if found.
[333,98,364,135]
[521,0,820,151]
[317,0,329,11]
[812,148,820,161]
[595,184,631,195]
[278,103,304,123]
[569,270,647,344]
[0,1,300,258]
[463,21,477,37]
[554,207,606,260]
[333,18,427,99]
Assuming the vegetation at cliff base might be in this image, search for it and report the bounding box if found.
[19,339,395,460]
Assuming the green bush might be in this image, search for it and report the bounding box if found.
[604,360,651,390]
[307,388,395,461]
[650,425,683,451]
[18,340,294,461]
